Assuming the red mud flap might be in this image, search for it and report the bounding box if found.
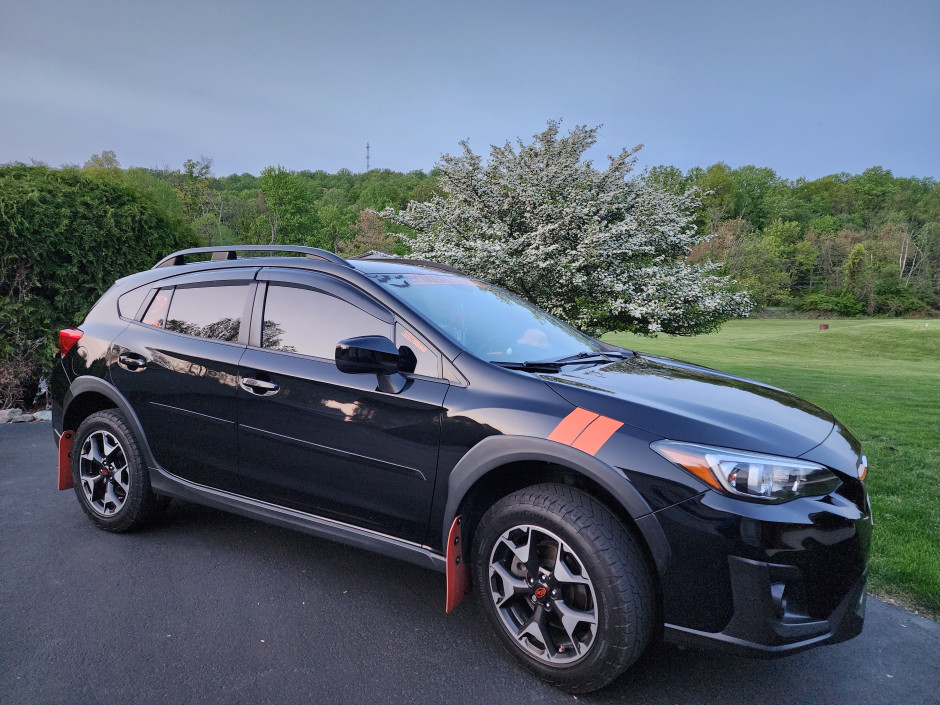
[445,516,471,613]
[57,430,75,490]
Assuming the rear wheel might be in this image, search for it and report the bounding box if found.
[72,410,166,532]
[472,483,653,693]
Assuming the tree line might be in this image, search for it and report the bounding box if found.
[78,151,439,257]
[74,149,940,318]
[89,149,940,317]
[645,163,940,315]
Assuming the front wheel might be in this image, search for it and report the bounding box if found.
[472,483,653,693]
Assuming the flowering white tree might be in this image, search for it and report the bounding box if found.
[378,122,752,336]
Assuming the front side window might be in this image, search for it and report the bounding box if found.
[367,272,601,363]
[261,284,391,359]
[162,284,247,342]
[395,323,439,377]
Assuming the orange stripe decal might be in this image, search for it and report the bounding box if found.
[548,407,599,445]
[571,415,624,456]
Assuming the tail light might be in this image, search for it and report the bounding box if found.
[59,328,84,356]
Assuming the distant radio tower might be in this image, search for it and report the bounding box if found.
[366,143,370,172]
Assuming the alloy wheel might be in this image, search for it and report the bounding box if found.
[79,430,130,516]
[487,524,598,665]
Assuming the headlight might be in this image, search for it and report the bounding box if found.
[651,440,841,503]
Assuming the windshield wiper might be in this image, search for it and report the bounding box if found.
[492,360,565,373]
[542,350,634,365]
[493,350,634,373]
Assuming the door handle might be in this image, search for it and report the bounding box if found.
[240,377,280,396]
[118,353,147,372]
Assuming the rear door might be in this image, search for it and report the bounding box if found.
[110,269,256,492]
[236,269,447,543]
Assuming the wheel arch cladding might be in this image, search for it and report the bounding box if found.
[63,391,116,434]
[62,376,158,471]
[443,435,672,577]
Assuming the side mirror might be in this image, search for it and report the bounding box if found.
[335,336,401,376]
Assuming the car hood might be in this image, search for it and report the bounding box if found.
[539,353,835,458]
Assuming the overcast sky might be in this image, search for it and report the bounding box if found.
[2,0,938,180]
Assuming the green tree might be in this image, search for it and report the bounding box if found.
[851,167,900,230]
[82,150,121,175]
[791,240,819,289]
[644,165,690,196]
[731,165,781,229]
[318,198,353,253]
[694,163,736,236]
[409,172,442,202]
[259,166,320,246]
[122,169,188,221]
[842,243,874,312]
[761,219,803,246]
[733,235,791,306]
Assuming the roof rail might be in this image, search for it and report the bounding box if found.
[349,251,465,276]
[153,245,351,269]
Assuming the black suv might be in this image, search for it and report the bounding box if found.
[51,246,871,693]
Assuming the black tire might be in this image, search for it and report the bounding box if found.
[471,483,653,693]
[71,410,166,532]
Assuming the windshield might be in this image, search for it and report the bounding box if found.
[367,272,602,363]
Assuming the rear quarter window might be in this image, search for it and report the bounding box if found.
[118,285,150,319]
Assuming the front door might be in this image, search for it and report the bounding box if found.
[236,276,446,544]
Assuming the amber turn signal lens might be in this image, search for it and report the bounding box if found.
[651,445,722,490]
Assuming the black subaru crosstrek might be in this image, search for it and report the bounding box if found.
[51,245,871,693]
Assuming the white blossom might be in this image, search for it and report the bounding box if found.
[377,122,752,336]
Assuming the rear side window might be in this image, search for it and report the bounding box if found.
[161,284,248,342]
[261,284,390,359]
[142,288,172,328]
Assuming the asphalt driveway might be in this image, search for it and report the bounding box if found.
[1,422,937,705]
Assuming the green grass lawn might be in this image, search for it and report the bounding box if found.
[604,318,939,619]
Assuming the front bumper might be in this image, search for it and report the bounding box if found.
[654,480,872,655]
[664,559,867,656]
